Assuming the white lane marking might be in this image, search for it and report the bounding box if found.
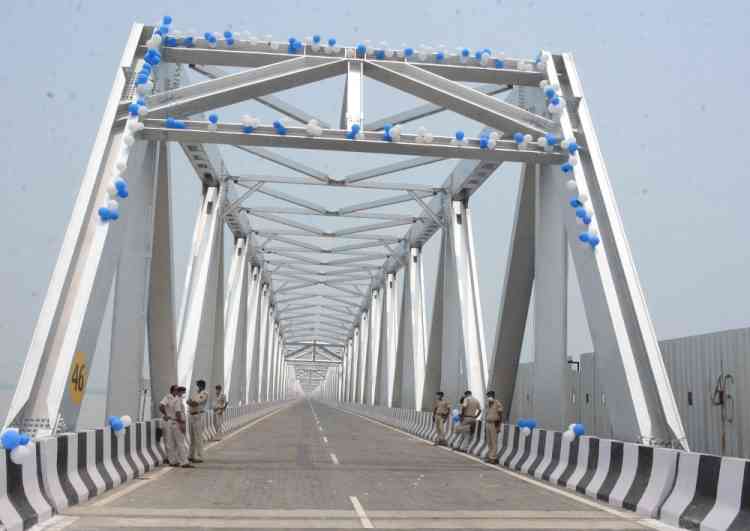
[330,453,340,465]
[90,404,293,508]
[349,496,374,529]
[319,426,324,432]
[335,406,659,529]
[27,516,80,530]
[322,436,328,444]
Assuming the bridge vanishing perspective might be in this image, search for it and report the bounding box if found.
[9,18,745,531]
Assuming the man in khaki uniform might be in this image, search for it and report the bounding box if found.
[212,385,228,441]
[158,385,177,465]
[187,379,208,463]
[171,386,193,468]
[431,391,451,446]
[484,390,504,464]
[452,390,481,452]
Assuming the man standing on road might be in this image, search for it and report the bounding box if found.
[452,390,481,452]
[173,386,194,468]
[484,390,504,464]
[212,385,228,441]
[187,379,208,463]
[431,391,451,446]
[158,385,177,465]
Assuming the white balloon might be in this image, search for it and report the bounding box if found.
[10,445,30,465]
[423,133,434,144]
[115,428,125,438]
[107,199,120,212]
[523,133,533,145]
[565,180,578,193]
[136,84,147,96]
[536,136,548,148]
[106,182,118,198]
[389,125,401,141]
[120,415,133,428]
[487,138,497,150]
[208,123,218,131]
[539,79,549,89]
[560,139,570,150]
[417,126,427,136]
[562,430,575,442]
[115,159,128,172]
[521,427,531,437]
[578,193,589,203]
[123,134,135,147]
[568,423,577,431]
[415,135,424,144]
[585,207,594,217]
[576,217,584,225]
[589,228,599,239]
[489,131,500,141]
[569,154,580,166]
[480,53,491,66]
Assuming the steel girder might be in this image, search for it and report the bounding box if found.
[224,238,250,402]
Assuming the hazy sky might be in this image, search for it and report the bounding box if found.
[0,1,748,405]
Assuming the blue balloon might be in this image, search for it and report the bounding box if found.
[575,207,587,218]
[351,123,361,134]
[356,43,367,57]
[107,415,118,426]
[567,142,579,154]
[375,50,386,60]
[544,87,556,99]
[495,59,505,69]
[159,25,170,36]
[583,216,592,225]
[551,96,560,106]
[18,433,30,446]
[474,50,482,60]
[109,209,119,221]
[461,47,470,57]
[452,414,460,424]
[128,103,140,116]
[165,37,177,47]
[313,35,321,44]
[570,198,582,208]
[242,126,254,134]
[204,32,212,40]
[479,136,489,149]
[294,41,302,51]
[224,31,233,39]
[111,419,124,432]
[561,162,573,173]
[117,187,129,199]
[545,133,559,145]
[404,47,414,58]
[226,38,235,47]
[436,51,445,62]
[516,418,527,428]
[578,232,590,243]
[328,37,336,47]
[184,36,194,47]
[136,98,145,106]
[1,430,20,450]
[588,236,600,248]
[527,419,537,430]
[140,63,152,72]
[573,423,586,436]
[163,15,173,25]
[98,207,111,221]
[208,113,218,124]
[455,130,465,141]
[513,132,524,144]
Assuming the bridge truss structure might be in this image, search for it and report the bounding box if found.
[4,22,687,447]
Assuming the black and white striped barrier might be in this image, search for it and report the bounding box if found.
[329,401,750,531]
[0,401,288,530]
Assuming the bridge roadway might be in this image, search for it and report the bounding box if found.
[51,400,663,530]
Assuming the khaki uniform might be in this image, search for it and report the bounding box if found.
[159,394,176,464]
[170,396,189,466]
[484,398,504,463]
[431,398,451,443]
[454,397,481,449]
[188,389,208,461]
[213,392,228,438]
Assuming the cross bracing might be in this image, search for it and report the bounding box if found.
[2,22,688,452]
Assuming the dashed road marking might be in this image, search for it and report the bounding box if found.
[349,496,373,529]
[330,453,340,465]
[322,436,328,444]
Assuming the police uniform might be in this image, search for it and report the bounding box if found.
[431,397,451,444]
[213,391,228,438]
[159,393,176,464]
[171,395,190,466]
[453,396,481,450]
[188,388,208,461]
[484,398,504,463]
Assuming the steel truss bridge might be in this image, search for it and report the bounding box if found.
[4,22,687,452]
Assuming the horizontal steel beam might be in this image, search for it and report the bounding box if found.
[233,174,443,193]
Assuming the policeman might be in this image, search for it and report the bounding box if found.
[431,391,450,446]
[187,379,209,463]
[212,385,228,441]
[484,390,504,464]
[452,390,481,452]
[172,386,193,468]
[158,385,177,465]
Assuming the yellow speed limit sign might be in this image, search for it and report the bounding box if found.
[69,351,88,405]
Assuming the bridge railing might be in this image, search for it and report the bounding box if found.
[0,400,290,531]
[326,401,750,531]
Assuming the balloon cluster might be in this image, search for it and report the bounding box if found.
[107,415,133,437]
[540,78,566,116]
[563,422,586,442]
[165,117,186,129]
[288,37,303,54]
[382,123,401,142]
[208,112,219,131]
[479,131,500,150]
[346,123,364,140]
[1,429,33,465]
[273,119,288,135]
[516,418,537,436]
[241,115,260,134]
[305,119,323,137]
[451,130,468,146]
[415,126,433,144]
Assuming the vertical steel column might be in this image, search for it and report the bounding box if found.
[357,312,369,404]
[447,200,488,399]
[341,59,364,129]
[393,248,428,409]
[176,186,225,395]
[106,137,162,420]
[224,238,249,402]
[377,272,400,407]
[351,330,360,402]
[244,267,262,404]
[265,321,278,401]
[253,287,270,402]
[365,290,382,405]
[533,164,570,430]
